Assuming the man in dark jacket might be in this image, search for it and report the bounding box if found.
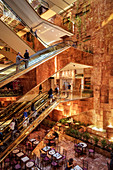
[24,49,30,69]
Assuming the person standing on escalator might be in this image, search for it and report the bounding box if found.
[16,52,25,73]
[24,49,30,69]
[10,118,16,140]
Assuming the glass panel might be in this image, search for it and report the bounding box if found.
[0,42,66,82]
[0,1,36,51]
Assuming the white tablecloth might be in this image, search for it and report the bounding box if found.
[21,156,29,162]
[48,149,55,155]
[53,152,62,159]
[26,161,34,168]
[33,141,39,145]
[78,142,87,148]
[16,152,24,157]
[42,146,51,152]
[12,149,19,154]
[71,165,82,170]
[29,138,36,142]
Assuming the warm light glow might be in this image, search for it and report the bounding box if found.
[67,103,71,106]
[107,123,113,128]
[102,13,113,27]
[41,9,56,20]
[55,57,57,73]
[109,137,113,142]
[92,126,104,132]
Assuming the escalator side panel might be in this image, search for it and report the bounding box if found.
[0,20,35,55]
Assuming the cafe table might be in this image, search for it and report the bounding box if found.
[12,149,19,154]
[33,140,39,145]
[21,156,29,163]
[16,152,24,158]
[71,165,82,170]
[53,152,62,160]
[42,146,51,152]
[29,138,36,142]
[26,161,34,168]
[48,149,56,156]
[77,142,87,153]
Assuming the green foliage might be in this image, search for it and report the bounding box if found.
[93,136,99,146]
[59,118,68,124]
[83,132,90,141]
[101,139,107,148]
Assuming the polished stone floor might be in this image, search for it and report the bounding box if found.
[2,125,109,170]
[27,126,110,170]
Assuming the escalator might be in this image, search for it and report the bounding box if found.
[0,92,60,162]
[3,0,73,46]
[0,20,35,58]
[0,92,48,134]
[0,41,70,88]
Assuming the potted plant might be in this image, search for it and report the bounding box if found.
[93,136,99,146]
[101,139,107,149]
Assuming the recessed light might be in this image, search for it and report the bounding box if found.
[52,30,54,32]
[38,30,41,32]
[44,26,46,29]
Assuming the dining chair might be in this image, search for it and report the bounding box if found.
[83,160,88,170]
[74,139,78,149]
[75,147,82,157]
[51,161,58,169]
[14,164,21,170]
[88,145,95,157]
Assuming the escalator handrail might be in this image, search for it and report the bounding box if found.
[29,41,65,59]
[0,41,66,73]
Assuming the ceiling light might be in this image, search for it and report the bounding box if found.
[52,30,54,32]
[44,26,46,29]
[38,30,41,32]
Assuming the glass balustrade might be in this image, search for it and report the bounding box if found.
[0,42,67,83]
